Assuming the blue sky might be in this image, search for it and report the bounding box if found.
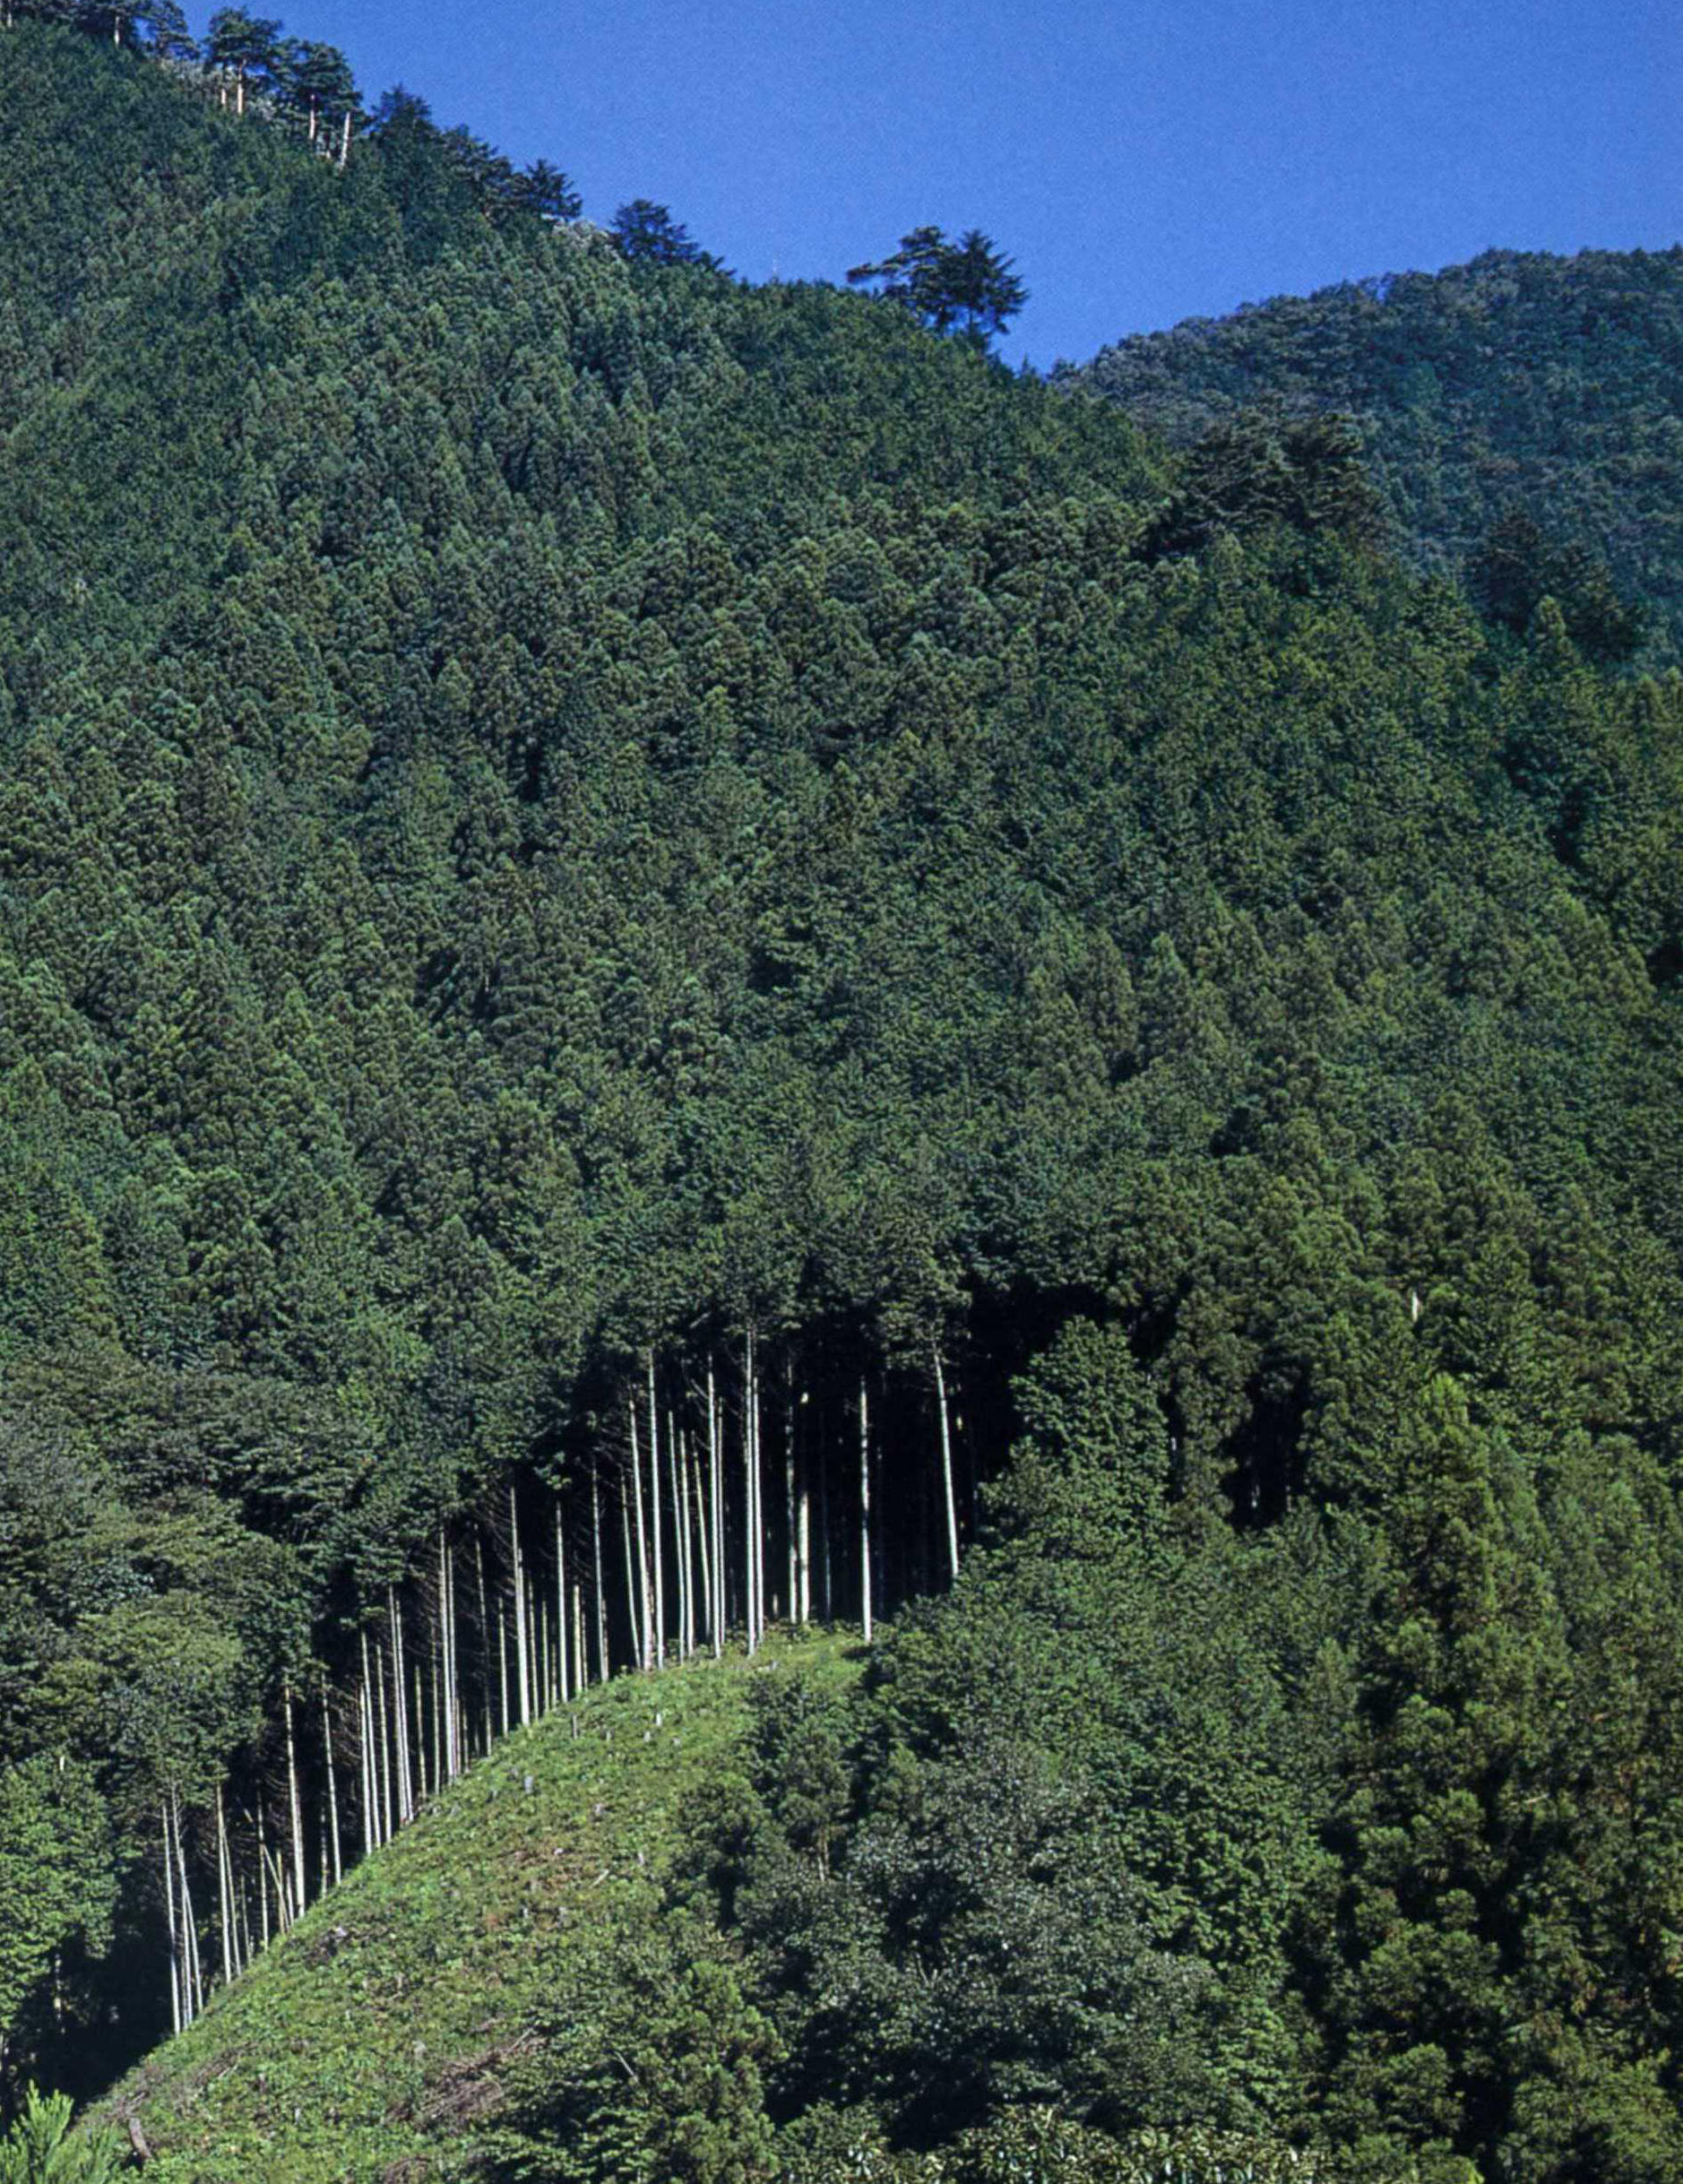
[252,0,1678,367]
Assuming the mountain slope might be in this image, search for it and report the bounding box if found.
[4,23,1683,2182]
[96,1634,860,2182]
[1063,246,1683,659]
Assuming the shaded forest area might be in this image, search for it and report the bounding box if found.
[4,21,1683,2182]
[1065,248,1683,664]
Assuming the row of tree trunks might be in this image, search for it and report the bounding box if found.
[154,1350,979,2028]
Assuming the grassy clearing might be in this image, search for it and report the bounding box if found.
[94,1628,862,2183]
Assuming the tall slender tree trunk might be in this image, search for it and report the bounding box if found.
[671,1417,689,1658]
[555,1498,569,1705]
[691,1443,712,1651]
[215,1785,235,1987]
[256,1802,272,1948]
[573,1583,585,1703]
[375,1644,394,1846]
[510,1485,532,1728]
[162,1801,182,2036]
[629,1400,652,1670]
[745,1331,759,1653]
[358,1635,375,1855]
[819,1401,833,1621]
[436,1538,453,1785]
[678,1430,695,1657]
[412,1656,429,1801]
[592,1464,608,1683]
[321,1673,341,1887]
[283,1681,307,1914]
[797,1400,812,1625]
[620,1477,640,1674]
[708,1360,724,1654]
[934,1345,960,1584]
[451,1541,463,1776]
[496,1601,510,1733]
[171,1790,200,2020]
[648,1355,665,1667]
[859,1378,874,1642]
[475,1532,493,1756]
[388,1588,411,1825]
[785,1363,798,1622]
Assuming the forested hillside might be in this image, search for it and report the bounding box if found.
[4,19,1683,2184]
[1064,247,1683,661]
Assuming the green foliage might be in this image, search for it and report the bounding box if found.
[0,1765,115,2089]
[1068,246,1683,661]
[610,199,715,268]
[3,28,1683,2184]
[482,1921,780,2183]
[1137,410,1385,560]
[848,226,1028,349]
[0,2087,124,2184]
[93,1636,855,2181]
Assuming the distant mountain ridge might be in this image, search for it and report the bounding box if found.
[1062,246,1683,659]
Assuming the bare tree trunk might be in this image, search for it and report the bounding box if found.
[797,1399,812,1625]
[648,1355,664,1668]
[358,1635,375,1855]
[819,1404,833,1621]
[555,1498,569,1705]
[628,1400,652,1670]
[691,1441,713,1651]
[496,1600,510,1733]
[256,1801,272,1948]
[377,1644,397,1843]
[446,1535,462,1779]
[388,1588,411,1826]
[215,1785,235,1987]
[473,1532,492,1756]
[321,1673,341,1887]
[573,1582,585,1704]
[162,1801,182,2036]
[510,1485,532,1727]
[618,1478,637,1671]
[338,107,351,169]
[745,1331,759,1653]
[283,1681,307,1914]
[171,1790,201,2019]
[670,1417,688,1658]
[412,1656,429,1800]
[435,1538,451,1785]
[708,1360,724,1654]
[859,1378,874,1642]
[592,1464,608,1683]
[934,1346,960,1584]
[678,1429,695,1657]
[785,1362,797,1622]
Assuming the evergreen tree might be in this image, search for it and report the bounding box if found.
[847,226,1026,348]
[610,199,714,267]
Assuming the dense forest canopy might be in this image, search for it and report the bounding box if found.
[1063,247,1683,663]
[3,19,1683,2183]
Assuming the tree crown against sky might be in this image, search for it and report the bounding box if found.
[848,224,1028,349]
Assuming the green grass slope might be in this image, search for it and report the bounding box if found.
[96,1633,860,2183]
